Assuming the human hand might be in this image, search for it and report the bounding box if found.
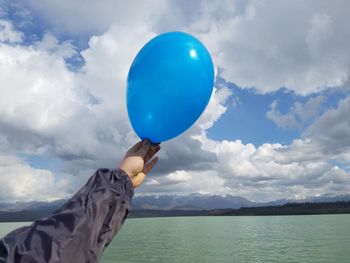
[119,139,160,188]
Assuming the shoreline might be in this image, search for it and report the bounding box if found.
[1,201,350,222]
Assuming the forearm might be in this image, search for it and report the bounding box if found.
[0,168,134,263]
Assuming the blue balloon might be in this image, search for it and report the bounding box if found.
[127,32,214,143]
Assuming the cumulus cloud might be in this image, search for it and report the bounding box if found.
[20,0,168,37]
[0,19,23,43]
[0,1,350,202]
[6,0,350,94]
[0,152,70,202]
[0,21,157,196]
[141,90,350,200]
[195,135,350,201]
[267,101,301,130]
[303,95,350,160]
[267,95,325,130]
[0,18,229,200]
[0,31,82,152]
[192,0,350,95]
[35,33,76,59]
[271,95,350,167]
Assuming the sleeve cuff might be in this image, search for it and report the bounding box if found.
[111,168,134,200]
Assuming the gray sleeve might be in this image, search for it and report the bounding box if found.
[0,168,134,263]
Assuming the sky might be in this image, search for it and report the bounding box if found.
[0,0,349,202]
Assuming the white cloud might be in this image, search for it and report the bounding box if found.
[267,95,325,130]
[142,91,350,200]
[6,0,350,95]
[293,95,325,121]
[0,152,70,201]
[21,0,168,37]
[303,95,350,159]
[194,136,350,201]
[267,100,301,130]
[193,0,350,95]
[0,19,231,200]
[1,17,219,199]
[35,33,76,59]
[0,19,23,43]
[0,33,84,153]
[143,169,227,196]
[0,1,350,202]
[166,170,191,182]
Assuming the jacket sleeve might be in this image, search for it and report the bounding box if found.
[0,168,134,263]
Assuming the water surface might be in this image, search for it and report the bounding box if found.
[1,214,349,262]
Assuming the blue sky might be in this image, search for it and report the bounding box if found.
[208,80,347,146]
[0,0,349,202]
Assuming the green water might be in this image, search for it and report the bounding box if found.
[1,215,349,262]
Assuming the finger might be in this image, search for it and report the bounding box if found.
[128,141,143,153]
[144,145,160,163]
[143,157,159,174]
[132,172,146,188]
[137,139,151,157]
[144,145,161,163]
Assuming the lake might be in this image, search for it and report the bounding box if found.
[1,214,349,262]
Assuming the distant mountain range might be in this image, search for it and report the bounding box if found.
[132,194,255,210]
[1,193,350,214]
[0,199,66,213]
[131,193,350,210]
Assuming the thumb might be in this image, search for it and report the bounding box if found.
[132,172,146,188]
